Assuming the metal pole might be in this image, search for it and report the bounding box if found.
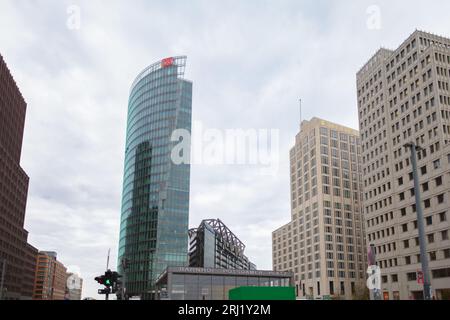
[106,249,110,270]
[0,259,6,300]
[406,143,432,300]
[106,248,110,301]
[299,99,302,128]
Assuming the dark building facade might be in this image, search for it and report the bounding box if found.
[0,54,36,300]
[118,56,192,299]
[189,219,257,271]
[22,244,38,299]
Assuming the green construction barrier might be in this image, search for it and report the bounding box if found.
[229,287,296,301]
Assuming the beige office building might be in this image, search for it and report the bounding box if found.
[357,30,450,300]
[273,118,367,300]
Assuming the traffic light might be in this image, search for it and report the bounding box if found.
[112,272,121,283]
[111,271,122,294]
[95,270,122,293]
[95,270,123,298]
[104,270,113,287]
[95,275,105,285]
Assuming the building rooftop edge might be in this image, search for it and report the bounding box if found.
[0,53,27,106]
[357,29,450,77]
[299,117,359,134]
[129,55,188,93]
[164,266,293,275]
[272,220,293,234]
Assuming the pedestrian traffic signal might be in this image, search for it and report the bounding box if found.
[104,270,113,287]
[95,275,105,285]
[95,270,123,298]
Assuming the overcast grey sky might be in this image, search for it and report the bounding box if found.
[1,0,450,299]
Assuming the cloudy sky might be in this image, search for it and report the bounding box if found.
[1,0,450,299]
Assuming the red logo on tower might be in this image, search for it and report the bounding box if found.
[161,57,174,68]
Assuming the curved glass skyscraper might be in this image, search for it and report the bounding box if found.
[118,56,192,299]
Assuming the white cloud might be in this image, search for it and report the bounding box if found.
[1,0,450,299]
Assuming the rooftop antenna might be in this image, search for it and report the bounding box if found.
[106,248,111,270]
[299,99,303,129]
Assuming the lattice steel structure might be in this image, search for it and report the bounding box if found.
[189,219,256,270]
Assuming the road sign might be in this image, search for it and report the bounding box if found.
[98,288,111,295]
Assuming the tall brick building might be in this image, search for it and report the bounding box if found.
[0,54,37,299]
[32,252,67,300]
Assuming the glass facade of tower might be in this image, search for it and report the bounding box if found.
[118,56,192,299]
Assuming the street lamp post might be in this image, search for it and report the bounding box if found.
[405,142,432,300]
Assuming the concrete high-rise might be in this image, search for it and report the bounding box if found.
[117,57,192,299]
[272,118,367,300]
[357,30,450,300]
[0,53,37,300]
